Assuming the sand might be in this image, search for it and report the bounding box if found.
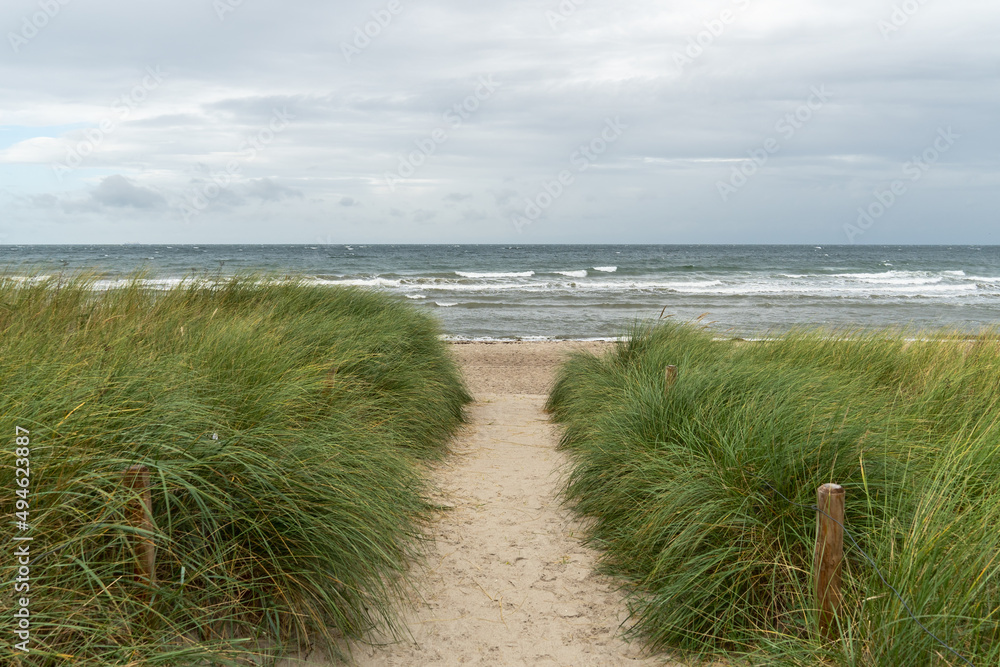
[292,342,676,666]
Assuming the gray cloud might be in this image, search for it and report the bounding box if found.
[242,178,303,202]
[30,193,58,208]
[0,0,998,243]
[91,175,165,208]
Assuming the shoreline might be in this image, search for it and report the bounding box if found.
[448,340,613,396]
[445,337,621,344]
[445,334,998,344]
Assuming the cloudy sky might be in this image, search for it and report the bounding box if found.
[1,0,997,244]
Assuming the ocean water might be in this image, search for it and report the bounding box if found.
[2,244,999,340]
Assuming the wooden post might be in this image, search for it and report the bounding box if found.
[664,365,678,390]
[123,465,156,594]
[814,483,845,639]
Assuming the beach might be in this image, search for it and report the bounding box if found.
[449,340,611,394]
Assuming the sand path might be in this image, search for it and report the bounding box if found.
[347,343,670,666]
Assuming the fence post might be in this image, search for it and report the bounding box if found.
[814,483,845,639]
[664,365,678,390]
[123,465,156,595]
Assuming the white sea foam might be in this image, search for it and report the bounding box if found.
[314,276,404,288]
[697,283,977,297]
[3,275,52,285]
[150,268,990,302]
[92,278,188,291]
[593,266,618,273]
[441,334,624,342]
[829,270,956,285]
[455,271,534,278]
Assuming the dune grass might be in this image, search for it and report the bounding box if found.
[547,322,1000,665]
[0,273,470,666]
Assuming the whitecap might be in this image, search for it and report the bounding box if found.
[593,266,617,273]
[556,270,588,278]
[311,276,403,287]
[405,294,427,299]
[435,301,458,307]
[92,278,188,291]
[455,271,534,278]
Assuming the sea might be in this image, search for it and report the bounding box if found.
[3,244,999,340]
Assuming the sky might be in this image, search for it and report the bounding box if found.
[0,0,997,244]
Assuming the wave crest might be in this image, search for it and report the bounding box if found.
[455,271,534,278]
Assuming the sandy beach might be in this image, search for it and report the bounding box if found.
[340,341,675,666]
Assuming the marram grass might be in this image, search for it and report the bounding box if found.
[0,273,470,666]
[547,322,1000,666]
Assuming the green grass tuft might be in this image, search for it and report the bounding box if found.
[548,321,1000,665]
[0,273,470,665]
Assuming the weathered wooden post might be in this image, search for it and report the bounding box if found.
[664,365,678,390]
[123,465,156,594]
[814,483,845,639]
